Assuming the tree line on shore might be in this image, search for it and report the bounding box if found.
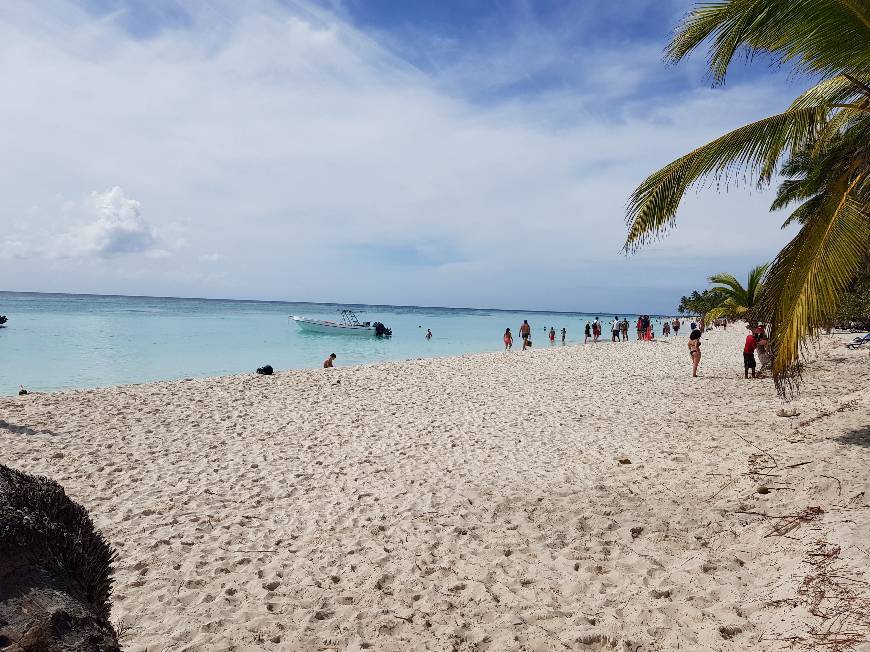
[677,263,869,330]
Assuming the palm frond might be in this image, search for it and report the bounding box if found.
[708,273,746,301]
[624,107,825,252]
[781,194,826,227]
[790,74,869,111]
[707,263,769,314]
[771,178,815,211]
[706,300,741,321]
[746,262,770,305]
[668,0,870,84]
[755,173,870,395]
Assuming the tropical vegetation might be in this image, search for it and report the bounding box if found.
[624,0,870,393]
[705,263,770,321]
[833,259,870,328]
[677,288,727,317]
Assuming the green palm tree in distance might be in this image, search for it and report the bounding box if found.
[624,0,870,394]
[706,263,770,322]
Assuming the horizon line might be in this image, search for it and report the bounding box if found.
[0,289,678,318]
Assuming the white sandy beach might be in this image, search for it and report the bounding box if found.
[1,326,868,651]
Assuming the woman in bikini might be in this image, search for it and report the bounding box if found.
[503,328,513,350]
[688,329,702,377]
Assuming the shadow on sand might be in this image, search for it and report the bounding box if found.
[0,420,61,437]
[833,425,870,448]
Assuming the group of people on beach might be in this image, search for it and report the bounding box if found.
[500,315,770,380]
[569,316,694,345]
[503,320,568,351]
[504,316,695,349]
[685,320,768,378]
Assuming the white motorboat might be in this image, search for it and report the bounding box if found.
[290,310,391,336]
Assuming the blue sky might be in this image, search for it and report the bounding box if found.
[0,0,810,312]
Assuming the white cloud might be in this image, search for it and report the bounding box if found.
[0,238,34,260]
[0,0,807,311]
[59,187,156,257]
[1,187,170,260]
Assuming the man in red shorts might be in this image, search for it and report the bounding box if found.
[743,325,758,378]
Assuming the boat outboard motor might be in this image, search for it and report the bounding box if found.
[256,365,274,375]
[373,322,392,337]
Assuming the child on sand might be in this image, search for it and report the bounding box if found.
[323,353,336,368]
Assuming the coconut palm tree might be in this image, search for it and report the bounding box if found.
[705,263,770,321]
[623,0,870,393]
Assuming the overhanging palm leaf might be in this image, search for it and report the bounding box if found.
[624,0,870,394]
[755,174,870,393]
[624,107,825,251]
[668,0,870,83]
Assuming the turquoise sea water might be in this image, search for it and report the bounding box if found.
[0,292,655,395]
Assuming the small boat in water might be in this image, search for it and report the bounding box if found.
[290,310,391,336]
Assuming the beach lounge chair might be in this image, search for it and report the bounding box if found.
[846,333,870,349]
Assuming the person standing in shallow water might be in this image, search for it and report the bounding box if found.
[584,322,591,344]
[425,329,432,340]
[549,327,556,344]
[561,327,566,344]
[503,328,513,350]
[519,320,531,347]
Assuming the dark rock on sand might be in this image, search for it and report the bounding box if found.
[0,464,120,651]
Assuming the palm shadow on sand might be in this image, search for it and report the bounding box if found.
[833,425,870,448]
